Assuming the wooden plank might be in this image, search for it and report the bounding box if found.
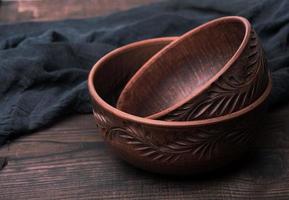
[0,0,161,23]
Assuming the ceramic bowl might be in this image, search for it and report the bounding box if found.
[88,37,272,175]
[90,37,177,107]
[116,16,269,121]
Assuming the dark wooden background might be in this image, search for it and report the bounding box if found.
[0,0,158,22]
[1,0,289,199]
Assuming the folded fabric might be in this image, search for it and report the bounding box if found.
[0,0,289,145]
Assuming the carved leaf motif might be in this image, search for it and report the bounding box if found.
[93,110,110,129]
[93,111,252,162]
[106,126,185,163]
[161,30,267,121]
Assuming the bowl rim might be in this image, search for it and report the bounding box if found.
[117,16,255,119]
[88,36,272,128]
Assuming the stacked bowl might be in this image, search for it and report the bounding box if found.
[88,16,271,175]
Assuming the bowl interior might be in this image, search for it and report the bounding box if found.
[93,38,174,106]
[117,19,247,117]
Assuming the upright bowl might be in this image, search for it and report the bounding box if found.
[117,16,269,121]
[88,37,272,175]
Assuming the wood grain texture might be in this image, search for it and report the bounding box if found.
[0,0,162,23]
[1,104,289,199]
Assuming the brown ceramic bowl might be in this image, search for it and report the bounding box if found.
[117,16,269,121]
[88,37,272,175]
[90,37,177,107]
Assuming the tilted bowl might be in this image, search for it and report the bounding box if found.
[88,37,272,175]
[116,16,269,121]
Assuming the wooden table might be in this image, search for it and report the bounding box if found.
[0,0,159,23]
[1,1,289,199]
